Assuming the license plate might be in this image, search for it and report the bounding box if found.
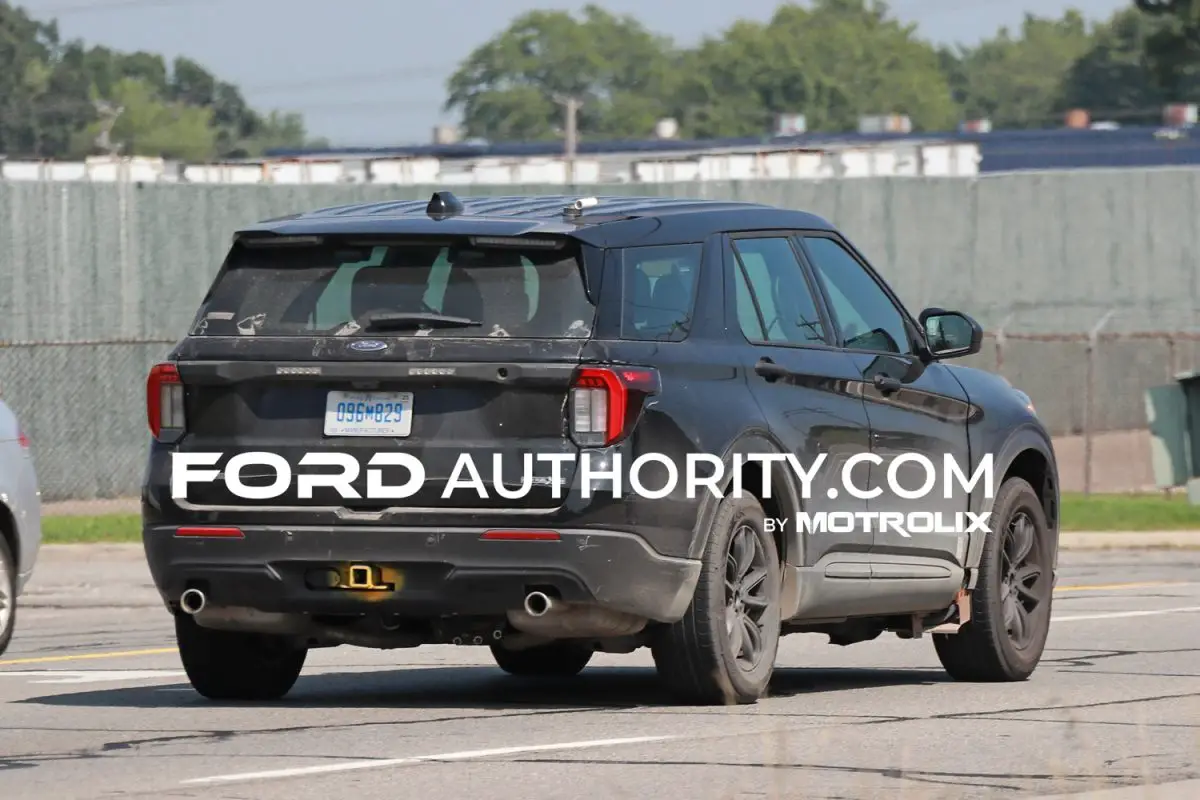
[324,391,413,437]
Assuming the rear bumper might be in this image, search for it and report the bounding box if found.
[142,524,701,623]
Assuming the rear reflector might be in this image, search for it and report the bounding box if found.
[175,526,244,539]
[17,430,29,450]
[480,530,560,541]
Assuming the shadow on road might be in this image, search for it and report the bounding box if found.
[18,665,951,710]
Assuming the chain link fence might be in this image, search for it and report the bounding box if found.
[961,308,1200,496]
[0,339,174,501]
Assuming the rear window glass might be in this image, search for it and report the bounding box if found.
[189,237,595,339]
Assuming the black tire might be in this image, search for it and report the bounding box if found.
[490,640,593,677]
[934,476,1054,681]
[0,535,16,658]
[651,494,782,705]
[175,613,307,701]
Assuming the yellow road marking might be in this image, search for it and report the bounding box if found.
[1054,581,1192,593]
[0,647,177,666]
[0,582,1188,667]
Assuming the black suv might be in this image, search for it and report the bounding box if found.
[142,193,1059,705]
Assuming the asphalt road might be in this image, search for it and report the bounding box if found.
[1,547,1198,800]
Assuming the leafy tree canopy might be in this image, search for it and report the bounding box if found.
[7,0,1200,156]
[0,1,325,160]
[446,0,1200,141]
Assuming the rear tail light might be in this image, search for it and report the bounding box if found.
[147,363,185,439]
[569,366,660,446]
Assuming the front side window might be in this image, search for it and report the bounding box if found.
[189,236,592,339]
[731,237,827,345]
[802,236,911,355]
[618,243,702,341]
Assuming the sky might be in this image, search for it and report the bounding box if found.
[17,0,1132,147]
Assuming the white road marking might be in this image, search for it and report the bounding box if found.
[1052,606,1200,623]
[181,735,679,785]
[0,670,185,684]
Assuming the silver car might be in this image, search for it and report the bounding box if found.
[0,399,41,657]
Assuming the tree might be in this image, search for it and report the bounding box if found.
[1134,0,1200,26]
[0,0,318,160]
[71,77,216,160]
[942,11,1098,129]
[1059,9,1170,123]
[0,3,93,157]
[1133,0,1200,97]
[444,4,683,141]
[673,0,959,137]
[446,0,957,141]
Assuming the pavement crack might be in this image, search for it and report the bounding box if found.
[6,706,604,765]
[502,756,1128,791]
[1042,648,1200,668]
[852,689,1200,726]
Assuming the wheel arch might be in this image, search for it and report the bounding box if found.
[965,425,1059,585]
[687,430,804,570]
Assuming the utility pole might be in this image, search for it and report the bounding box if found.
[554,95,583,186]
[92,99,125,157]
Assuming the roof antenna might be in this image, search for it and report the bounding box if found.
[427,191,464,220]
[563,196,599,218]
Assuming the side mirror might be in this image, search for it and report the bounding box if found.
[919,308,982,360]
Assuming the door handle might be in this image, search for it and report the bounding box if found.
[754,358,790,382]
[873,373,902,395]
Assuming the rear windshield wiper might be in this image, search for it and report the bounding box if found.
[361,312,481,331]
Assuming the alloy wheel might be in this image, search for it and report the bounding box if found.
[1000,510,1047,649]
[725,524,771,670]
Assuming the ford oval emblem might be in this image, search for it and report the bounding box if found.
[348,339,387,352]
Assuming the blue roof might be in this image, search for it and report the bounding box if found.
[265,124,1200,173]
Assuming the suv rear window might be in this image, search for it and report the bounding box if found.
[189,236,596,339]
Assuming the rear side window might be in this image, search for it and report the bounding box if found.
[189,237,594,339]
[618,243,701,341]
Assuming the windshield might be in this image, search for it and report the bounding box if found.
[189,236,596,339]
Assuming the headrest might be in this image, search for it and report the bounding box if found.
[442,268,484,321]
[350,265,430,319]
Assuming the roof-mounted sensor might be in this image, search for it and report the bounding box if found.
[563,196,599,217]
[426,191,465,219]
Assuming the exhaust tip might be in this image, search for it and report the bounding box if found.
[523,591,553,617]
[179,588,206,615]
